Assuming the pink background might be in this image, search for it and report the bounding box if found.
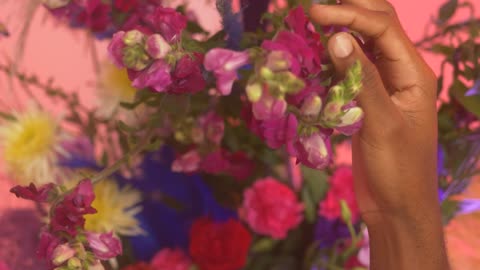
[0,0,478,268]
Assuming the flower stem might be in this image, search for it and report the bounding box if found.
[415,18,480,47]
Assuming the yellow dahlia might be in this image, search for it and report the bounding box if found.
[96,61,137,118]
[0,107,65,185]
[85,179,143,236]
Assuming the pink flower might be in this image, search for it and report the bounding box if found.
[261,113,298,149]
[76,0,111,32]
[51,244,76,266]
[200,150,230,175]
[10,183,57,203]
[131,60,172,92]
[285,6,309,41]
[37,231,61,261]
[225,151,255,181]
[169,54,206,94]
[172,150,201,173]
[108,31,127,68]
[86,232,123,260]
[143,7,187,41]
[252,87,287,120]
[240,177,304,239]
[319,167,359,221]
[292,132,331,170]
[204,49,250,95]
[145,34,171,59]
[198,112,224,145]
[114,0,138,12]
[0,261,9,270]
[150,248,192,270]
[335,106,364,136]
[357,228,370,267]
[51,179,97,236]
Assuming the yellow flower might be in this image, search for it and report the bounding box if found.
[85,179,143,236]
[96,61,137,117]
[0,107,65,185]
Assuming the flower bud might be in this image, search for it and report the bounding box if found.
[246,83,263,102]
[123,30,145,46]
[300,94,322,117]
[145,34,171,59]
[67,257,82,269]
[260,67,274,80]
[265,51,291,72]
[122,46,151,71]
[52,244,76,266]
[42,0,71,9]
[322,101,343,122]
[339,107,363,127]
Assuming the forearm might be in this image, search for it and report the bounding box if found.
[365,207,450,270]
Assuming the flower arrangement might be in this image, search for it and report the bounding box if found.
[0,0,479,269]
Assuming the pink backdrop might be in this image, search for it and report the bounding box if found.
[0,0,478,268]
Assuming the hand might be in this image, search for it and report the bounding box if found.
[310,2,449,269]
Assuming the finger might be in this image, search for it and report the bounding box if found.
[310,4,432,94]
[328,32,397,122]
[340,0,396,14]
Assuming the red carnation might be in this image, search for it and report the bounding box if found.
[189,217,252,270]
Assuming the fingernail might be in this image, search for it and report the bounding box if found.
[332,34,353,58]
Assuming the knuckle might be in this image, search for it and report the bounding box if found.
[382,1,398,16]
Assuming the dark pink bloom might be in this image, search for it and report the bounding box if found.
[143,7,187,41]
[108,31,127,68]
[114,0,138,12]
[292,132,331,170]
[0,260,9,270]
[76,0,111,33]
[10,183,57,203]
[198,112,224,145]
[285,6,308,40]
[51,179,97,236]
[86,232,123,260]
[319,167,359,221]
[261,113,298,149]
[204,49,250,96]
[131,60,172,92]
[169,54,206,94]
[224,151,255,181]
[241,103,264,139]
[252,87,287,120]
[239,177,304,239]
[200,150,230,175]
[171,149,201,173]
[36,231,61,261]
[150,248,192,270]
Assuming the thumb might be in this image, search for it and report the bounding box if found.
[327,32,396,124]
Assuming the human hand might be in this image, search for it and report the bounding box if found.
[310,1,449,269]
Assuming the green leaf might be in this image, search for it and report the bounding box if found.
[0,111,16,121]
[450,79,480,118]
[251,237,278,253]
[430,44,455,57]
[437,0,458,25]
[301,166,329,223]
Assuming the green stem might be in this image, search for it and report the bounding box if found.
[415,18,480,47]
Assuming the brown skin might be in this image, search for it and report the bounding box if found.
[309,2,450,270]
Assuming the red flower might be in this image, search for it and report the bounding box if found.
[189,217,252,270]
[10,183,57,203]
[114,0,138,12]
[319,167,359,222]
[51,179,97,236]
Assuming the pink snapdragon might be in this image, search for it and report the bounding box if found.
[86,232,123,260]
[143,7,187,41]
[131,60,172,92]
[51,244,76,266]
[145,34,171,59]
[252,87,287,120]
[204,48,250,96]
[292,132,331,170]
[10,183,57,203]
[240,177,304,239]
[169,53,206,94]
[261,113,298,149]
[172,150,202,173]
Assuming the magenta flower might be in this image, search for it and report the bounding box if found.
[252,87,287,120]
[285,6,309,40]
[76,0,111,32]
[143,7,187,41]
[108,31,127,68]
[292,132,331,170]
[36,231,61,261]
[86,232,123,260]
[261,113,298,149]
[204,48,250,96]
[239,177,304,239]
[10,183,57,203]
[171,149,201,173]
[150,248,192,270]
[198,111,225,145]
[200,150,230,175]
[131,60,172,92]
[114,0,138,12]
[51,179,97,236]
[169,53,206,94]
[145,34,171,59]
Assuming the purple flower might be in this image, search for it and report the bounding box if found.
[204,48,250,96]
[143,7,187,41]
[169,53,206,94]
[458,199,480,215]
[252,87,287,120]
[292,132,331,170]
[10,183,57,203]
[465,79,480,96]
[261,114,298,149]
[108,31,127,68]
[86,232,123,260]
[131,60,172,92]
[314,216,351,248]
